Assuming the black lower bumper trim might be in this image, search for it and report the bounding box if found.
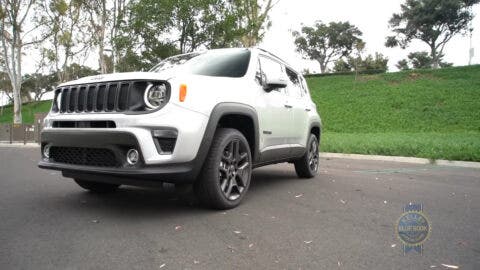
[38,129,198,185]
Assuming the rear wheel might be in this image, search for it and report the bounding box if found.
[194,128,252,210]
[74,179,120,193]
[294,134,319,178]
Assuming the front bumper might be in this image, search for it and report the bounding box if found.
[38,130,200,184]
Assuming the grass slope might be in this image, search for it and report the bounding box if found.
[307,65,480,161]
[0,100,52,124]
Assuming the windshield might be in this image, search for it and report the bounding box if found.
[149,49,251,78]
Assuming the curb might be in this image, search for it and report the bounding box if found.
[1,144,479,169]
[320,152,480,169]
[0,143,40,148]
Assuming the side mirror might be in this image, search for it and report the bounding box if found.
[262,73,288,92]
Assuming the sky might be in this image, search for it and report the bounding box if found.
[13,0,480,75]
[259,0,480,73]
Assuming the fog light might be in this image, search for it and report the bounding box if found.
[43,144,51,158]
[126,149,139,165]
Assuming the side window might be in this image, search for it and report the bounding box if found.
[286,68,303,98]
[258,56,285,91]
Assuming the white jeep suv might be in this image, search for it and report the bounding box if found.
[39,48,322,209]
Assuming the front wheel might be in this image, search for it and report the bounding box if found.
[74,179,120,193]
[294,134,319,178]
[194,128,252,210]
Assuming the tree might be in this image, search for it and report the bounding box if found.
[234,0,278,47]
[362,53,389,71]
[293,21,363,73]
[82,0,110,74]
[408,51,433,69]
[0,0,36,123]
[115,0,264,71]
[36,0,88,83]
[398,51,454,69]
[385,0,480,68]
[333,58,352,73]
[22,73,57,101]
[396,59,410,71]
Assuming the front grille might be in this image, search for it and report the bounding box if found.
[50,146,121,167]
[51,80,169,114]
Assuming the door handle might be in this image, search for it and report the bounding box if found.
[305,108,311,112]
[284,104,292,109]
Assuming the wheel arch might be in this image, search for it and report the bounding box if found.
[197,103,260,165]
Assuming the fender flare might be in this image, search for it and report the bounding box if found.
[191,102,260,176]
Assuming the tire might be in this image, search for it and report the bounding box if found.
[294,133,319,178]
[74,179,120,193]
[194,128,252,210]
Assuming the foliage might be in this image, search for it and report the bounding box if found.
[292,21,363,73]
[234,0,276,47]
[35,0,87,82]
[396,59,410,71]
[386,0,479,68]
[397,51,454,70]
[115,0,275,71]
[334,53,388,73]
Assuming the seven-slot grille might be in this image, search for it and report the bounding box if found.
[53,82,132,113]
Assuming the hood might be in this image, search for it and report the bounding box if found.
[58,71,176,87]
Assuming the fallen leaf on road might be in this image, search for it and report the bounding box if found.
[159,263,166,268]
[227,245,236,252]
[338,261,342,266]
[92,219,98,223]
[194,260,200,264]
[233,230,241,234]
[175,225,182,231]
[340,199,346,204]
[384,200,388,204]
[295,194,303,198]
[304,240,312,244]
[441,264,459,269]
[391,244,396,248]
[249,243,254,248]
[430,266,436,268]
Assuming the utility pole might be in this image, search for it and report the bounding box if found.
[469,27,474,66]
[468,7,474,66]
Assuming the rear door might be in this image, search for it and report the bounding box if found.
[256,56,294,159]
[285,68,309,149]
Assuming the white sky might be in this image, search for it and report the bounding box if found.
[260,0,480,72]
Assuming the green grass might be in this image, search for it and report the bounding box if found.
[307,65,480,161]
[0,100,52,124]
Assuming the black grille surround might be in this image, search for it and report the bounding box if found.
[50,146,121,168]
[52,80,170,114]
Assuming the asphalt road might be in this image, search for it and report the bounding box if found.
[0,147,479,270]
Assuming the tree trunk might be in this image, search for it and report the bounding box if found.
[430,45,439,69]
[318,60,327,74]
[12,80,22,124]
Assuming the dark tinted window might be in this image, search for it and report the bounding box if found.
[150,49,251,78]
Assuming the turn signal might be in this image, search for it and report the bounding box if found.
[179,84,187,102]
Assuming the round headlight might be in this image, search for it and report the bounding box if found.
[144,83,167,109]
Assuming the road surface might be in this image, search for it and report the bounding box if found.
[0,147,479,269]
